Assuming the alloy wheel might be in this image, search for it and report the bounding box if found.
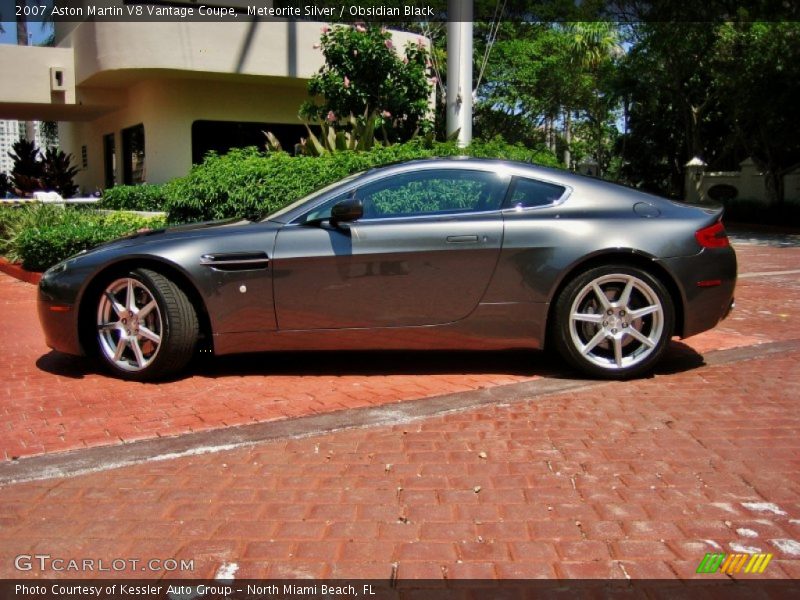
[96,277,163,372]
[567,273,665,371]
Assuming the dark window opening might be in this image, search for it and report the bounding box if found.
[191,120,307,164]
[122,124,145,185]
[357,170,508,219]
[103,133,116,189]
[506,177,566,209]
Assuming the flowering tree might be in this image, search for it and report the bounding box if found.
[301,24,434,143]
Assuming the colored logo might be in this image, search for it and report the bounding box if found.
[696,552,773,574]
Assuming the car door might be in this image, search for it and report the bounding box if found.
[272,168,510,330]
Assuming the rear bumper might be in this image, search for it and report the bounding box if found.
[657,246,737,338]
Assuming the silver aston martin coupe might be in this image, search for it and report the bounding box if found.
[38,158,736,380]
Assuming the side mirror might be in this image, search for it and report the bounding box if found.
[330,198,363,226]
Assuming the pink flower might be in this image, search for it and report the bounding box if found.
[343,76,350,88]
[417,38,425,48]
[429,76,438,84]
[326,110,337,123]
[384,39,394,50]
[355,24,366,33]
[321,25,330,33]
[381,110,392,118]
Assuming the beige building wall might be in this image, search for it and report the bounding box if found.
[1,18,428,192]
[60,77,308,192]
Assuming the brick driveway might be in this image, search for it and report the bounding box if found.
[1,238,799,579]
[0,245,787,462]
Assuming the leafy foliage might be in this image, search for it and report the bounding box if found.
[721,197,800,227]
[0,172,10,197]
[161,139,559,224]
[712,22,800,204]
[301,24,433,143]
[101,184,167,211]
[6,139,81,198]
[40,148,80,199]
[473,23,620,172]
[0,205,164,271]
[616,21,800,203]
[8,139,43,197]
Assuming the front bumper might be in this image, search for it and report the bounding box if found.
[37,279,83,356]
[657,246,737,338]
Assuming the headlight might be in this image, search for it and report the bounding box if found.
[44,261,68,276]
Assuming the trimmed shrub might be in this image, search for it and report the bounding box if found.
[722,198,800,227]
[163,140,559,223]
[0,204,70,256]
[101,184,167,211]
[1,205,165,271]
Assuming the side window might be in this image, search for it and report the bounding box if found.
[356,170,507,219]
[295,192,350,224]
[507,177,566,209]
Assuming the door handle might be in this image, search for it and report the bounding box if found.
[446,235,479,243]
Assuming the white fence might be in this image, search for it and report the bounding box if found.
[0,191,101,205]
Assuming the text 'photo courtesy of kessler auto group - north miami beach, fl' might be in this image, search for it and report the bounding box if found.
[1,0,800,599]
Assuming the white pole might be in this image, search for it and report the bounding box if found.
[446,0,473,147]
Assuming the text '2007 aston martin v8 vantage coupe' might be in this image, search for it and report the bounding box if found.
[38,158,736,381]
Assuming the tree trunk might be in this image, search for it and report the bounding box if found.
[563,109,572,169]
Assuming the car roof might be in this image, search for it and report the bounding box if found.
[364,156,592,188]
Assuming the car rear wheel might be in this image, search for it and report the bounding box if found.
[95,269,198,381]
[553,265,674,379]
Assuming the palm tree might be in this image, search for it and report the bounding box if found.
[561,22,622,171]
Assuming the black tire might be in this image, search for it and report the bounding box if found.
[93,268,198,381]
[552,264,675,379]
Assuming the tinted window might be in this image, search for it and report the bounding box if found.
[295,192,350,224]
[357,170,507,219]
[507,177,566,209]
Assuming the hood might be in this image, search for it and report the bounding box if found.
[95,218,255,249]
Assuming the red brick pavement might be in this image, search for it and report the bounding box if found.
[1,347,798,580]
[2,244,797,462]
[0,242,799,580]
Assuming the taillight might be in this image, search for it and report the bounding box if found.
[695,221,730,248]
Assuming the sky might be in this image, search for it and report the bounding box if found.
[0,20,53,45]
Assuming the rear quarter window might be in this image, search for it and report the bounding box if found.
[507,177,566,209]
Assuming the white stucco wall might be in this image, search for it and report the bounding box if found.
[60,77,309,191]
[3,18,429,190]
[0,45,75,110]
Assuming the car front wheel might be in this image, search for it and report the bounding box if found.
[95,268,198,381]
[553,265,674,379]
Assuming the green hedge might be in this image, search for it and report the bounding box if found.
[100,184,167,212]
[163,140,560,223]
[99,140,559,223]
[1,205,165,271]
[2,140,557,270]
[722,198,800,227]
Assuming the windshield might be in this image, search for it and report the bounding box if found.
[261,171,365,222]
